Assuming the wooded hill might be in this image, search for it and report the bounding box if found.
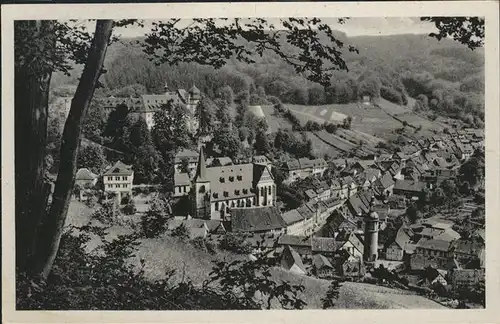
[50,30,485,125]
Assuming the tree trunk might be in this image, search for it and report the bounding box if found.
[15,21,56,272]
[33,20,114,280]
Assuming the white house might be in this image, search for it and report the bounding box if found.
[103,161,134,202]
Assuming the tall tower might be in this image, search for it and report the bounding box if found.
[363,197,379,264]
[193,146,211,219]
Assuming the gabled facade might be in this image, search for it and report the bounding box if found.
[191,146,277,220]
[103,161,134,201]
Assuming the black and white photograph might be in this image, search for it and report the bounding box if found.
[2,2,500,322]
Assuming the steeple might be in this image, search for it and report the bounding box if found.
[194,146,208,182]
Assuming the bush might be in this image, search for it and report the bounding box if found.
[140,197,171,238]
[380,86,404,105]
[123,199,137,215]
[90,201,117,225]
[219,233,252,254]
[171,223,190,240]
[325,123,338,134]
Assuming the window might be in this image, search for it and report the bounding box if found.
[260,187,264,196]
[243,189,248,194]
[215,202,219,211]
[223,191,228,197]
[116,184,120,188]
[235,190,240,195]
[183,186,187,193]
[220,177,225,183]
[213,192,218,199]
[229,176,234,182]
[123,184,128,188]
[107,177,112,181]
[237,175,242,181]
[122,176,127,181]
[199,185,206,193]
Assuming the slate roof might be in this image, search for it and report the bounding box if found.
[252,155,271,165]
[174,172,191,186]
[103,161,133,176]
[281,246,306,273]
[376,172,395,190]
[311,237,337,253]
[312,254,333,269]
[451,240,484,256]
[435,230,461,242]
[394,180,426,193]
[174,149,199,164]
[393,226,413,249]
[298,157,327,169]
[335,231,364,254]
[206,163,259,202]
[141,93,181,112]
[420,227,445,238]
[305,189,318,200]
[76,168,98,181]
[231,207,286,232]
[417,239,452,252]
[281,209,305,226]
[278,235,311,247]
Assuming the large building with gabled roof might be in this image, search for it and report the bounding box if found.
[103,160,134,201]
[192,146,277,220]
[103,82,202,131]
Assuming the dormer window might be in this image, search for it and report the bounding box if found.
[237,175,242,181]
[220,177,225,183]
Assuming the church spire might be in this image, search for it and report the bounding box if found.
[195,145,208,182]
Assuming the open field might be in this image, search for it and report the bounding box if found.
[286,102,402,138]
[260,104,294,132]
[271,269,446,309]
[304,132,344,159]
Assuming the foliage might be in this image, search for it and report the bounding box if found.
[210,128,242,161]
[17,225,307,310]
[171,223,190,240]
[129,118,160,184]
[123,199,137,215]
[273,129,313,158]
[152,102,193,192]
[143,18,357,86]
[140,197,172,238]
[421,17,484,50]
[77,144,107,174]
[321,280,342,309]
[254,130,271,155]
[195,95,217,136]
[90,200,117,225]
[218,233,252,254]
[459,156,484,187]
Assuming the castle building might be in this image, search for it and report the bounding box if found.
[192,146,277,220]
[363,198,379,264]
[105,82,201,131]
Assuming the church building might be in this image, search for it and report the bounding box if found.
[191,146,277,220]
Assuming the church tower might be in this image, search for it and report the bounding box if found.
[193,146,211,219]
[363,197,379,264]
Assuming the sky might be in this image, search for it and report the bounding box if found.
[103,17,437,39]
